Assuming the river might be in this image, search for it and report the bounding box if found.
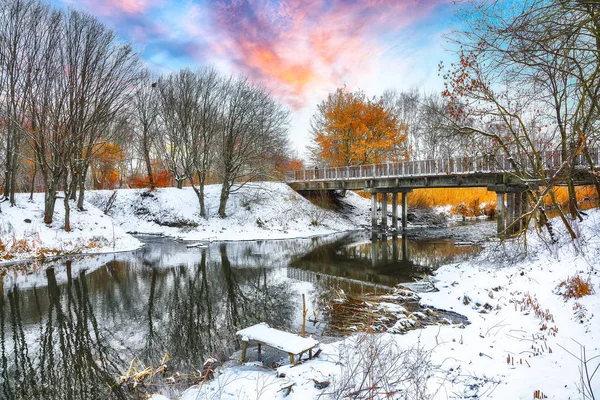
[0,221,494,399]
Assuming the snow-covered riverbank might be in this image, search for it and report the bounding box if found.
[1,182,448,265]
[87,182,372,241]
[165,210,600,400]
[0,193,141,264]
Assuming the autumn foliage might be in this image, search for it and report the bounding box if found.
[311,87,409,167]
[129,169,173,188]
[90,143,125,190]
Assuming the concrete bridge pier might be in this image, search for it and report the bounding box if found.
[370,189,412,232]
[496,192,506,233]
[401,191,409,230]
[371,193,378,230]
[489,185,529,235]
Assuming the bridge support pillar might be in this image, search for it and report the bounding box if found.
[391,192,398,230]
[371,193,377,230]
[506,192,515,233]
[489,185,529,235]
[381,192,388,229]
[496,192,505,233]
[521,191,529,230]
[513,192,522,233]
[401,191,409,230]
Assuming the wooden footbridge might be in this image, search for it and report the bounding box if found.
[285,150,599,234]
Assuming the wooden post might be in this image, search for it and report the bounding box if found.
[496,192,505,234]
[371,193,377,230]
[240,341,248,362]
[301,294,307,337]
[391,192,398,230]
[381,192,388,229]
[289,353,295,364]
[401,191,408,230]
[257,343,262,361]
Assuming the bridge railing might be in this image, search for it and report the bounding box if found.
[285,149,599,183]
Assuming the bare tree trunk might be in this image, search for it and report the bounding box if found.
[63,172,70,232]
[218,177,230,218]
[77,164,88,210]
[29,159,37,201]
[8,148,18,206]
[44,185,58,224]
[143,135,155,189]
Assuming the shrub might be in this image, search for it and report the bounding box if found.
[556,275,594,300]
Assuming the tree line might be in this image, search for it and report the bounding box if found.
[0,0,290,230]
[308,87,470,167]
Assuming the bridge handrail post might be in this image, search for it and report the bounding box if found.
[303,169,306,181]
[359,165,362,178]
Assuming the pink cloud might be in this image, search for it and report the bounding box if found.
[64,0,152,16]
[202,0,442,108]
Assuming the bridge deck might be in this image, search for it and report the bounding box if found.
[285,151,598,191]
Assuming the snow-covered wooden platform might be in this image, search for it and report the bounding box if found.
[236,323,319,364]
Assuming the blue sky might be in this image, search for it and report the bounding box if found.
[53,0,457,154]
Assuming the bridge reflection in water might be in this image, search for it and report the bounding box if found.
[287,232,480,296]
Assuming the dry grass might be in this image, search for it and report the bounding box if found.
[519,293,558,336]
[547,186,598,209]
[409,188,496,211]
[557,275,594,300]
[0,235,106,262]
[357,186,598,217]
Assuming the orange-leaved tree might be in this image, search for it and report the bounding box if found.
[90,143,126,189]
[310,87,409,167]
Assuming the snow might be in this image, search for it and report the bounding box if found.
[236,323,319,355]
[86,182,370,242]
[0,193,141,264]
[175,210,600,400]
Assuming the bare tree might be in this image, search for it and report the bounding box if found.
[0,0,42,206]
[12,2,142,228]
[216,77,289,217]
[59,9,141,211]
[382,88,422,157]
[156,68,221,217]
[132,70,159,189]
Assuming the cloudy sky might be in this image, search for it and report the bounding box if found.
[52,0,457,155]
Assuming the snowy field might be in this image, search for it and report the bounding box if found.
[87,182,371,242]
[0,193,141,264]
[160,210,600,400]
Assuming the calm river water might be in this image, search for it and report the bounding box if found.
[0,221,493,399]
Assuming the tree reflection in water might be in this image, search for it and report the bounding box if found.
[0,229,485,398]
[1,240,295,399]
